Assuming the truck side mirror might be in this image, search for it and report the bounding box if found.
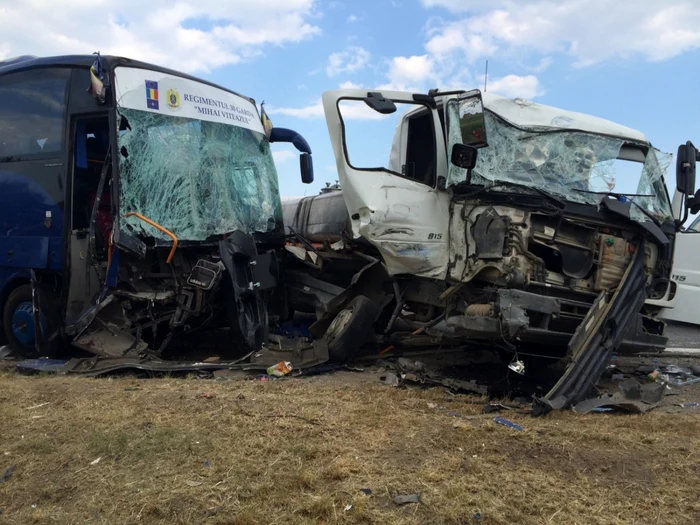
[300,153,314,184]
[451,143,478,170]
[364,92,396,115]
[676,141,697,195]
[456,91,488,149]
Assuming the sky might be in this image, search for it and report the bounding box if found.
[2,0,700,198]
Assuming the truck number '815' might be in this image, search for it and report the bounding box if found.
[428,233,442,240]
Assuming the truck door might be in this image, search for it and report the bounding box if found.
[660,215,700,325]
[321,89,450,279]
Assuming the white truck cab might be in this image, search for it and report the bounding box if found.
[283,87,697,409]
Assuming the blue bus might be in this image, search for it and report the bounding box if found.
[0,54,313,359]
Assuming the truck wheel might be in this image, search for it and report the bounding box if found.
[2,285,61,359]
[325,295,378,363]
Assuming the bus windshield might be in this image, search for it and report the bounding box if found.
[114,67,282,242]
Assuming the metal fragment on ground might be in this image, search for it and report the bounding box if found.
[493,417,523,431]
[573,378,665,414]
[393,494,422,505]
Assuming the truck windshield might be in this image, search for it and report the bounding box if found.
[114,67,282,242]
[446,101,673,224]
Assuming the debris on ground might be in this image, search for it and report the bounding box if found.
[15,359,69,374]
[573,378,665,414]
[381,372,400,387]
[0,465,15,484]
[393,494,422,505]
[266,361,293,377]
[360,488,372,495]
[26,402,50,410]
[90,457,102,466]
[0,345,13,359]
[493,417,524,431]
[201,393,216,399]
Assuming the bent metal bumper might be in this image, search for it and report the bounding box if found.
[541,242,648,409]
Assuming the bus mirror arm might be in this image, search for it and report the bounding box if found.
[269,128,314,184]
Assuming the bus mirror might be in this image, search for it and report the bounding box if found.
[300,153,314,184]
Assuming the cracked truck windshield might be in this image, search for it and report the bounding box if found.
[446,97,674,224]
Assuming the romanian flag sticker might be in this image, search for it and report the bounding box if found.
[145,80,159,110]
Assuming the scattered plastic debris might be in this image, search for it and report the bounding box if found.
[124,387,140,391]
[677,402,699,408]
[344,504,353,512]
[360,488,372,495]
[574,378,665,414]
[508,359,525,375]
[185,480,203,487]
[26,402,50,410]
[90,457,102,466]
[202,393,216,399]
[0,465,15,484]
[15,359,68,374]
[381,372,400,387]
[393,494,422,505]
[493,417,523,431]
[266,361,293,377]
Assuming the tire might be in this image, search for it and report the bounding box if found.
[325,295,379,363]
[2,285,61,359]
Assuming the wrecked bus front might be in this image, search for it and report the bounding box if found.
[283,88,692,407]
[0,55,313,359]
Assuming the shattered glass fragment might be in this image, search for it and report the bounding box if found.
[117,109,282,242]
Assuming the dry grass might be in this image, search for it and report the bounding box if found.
[1,368,700,525]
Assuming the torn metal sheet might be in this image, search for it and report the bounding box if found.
[58,337,328,377]
[395,359,488,395]
[572,378,665,414]
[544,245,647,408]
[250,337,329,369]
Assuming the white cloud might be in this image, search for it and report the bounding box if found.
[339,80,362,89]
[0,0,320,73]
[532,56,553,73]
[269,100,325,119]
[423,1,700,67]
[347,15,359,23]
[487,74,542,99]
[269,96,387,120]
[378,54,439,91]
[325,46,371,76]
[272,150,296,164]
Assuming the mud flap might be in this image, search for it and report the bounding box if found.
[219,231,278,354]
[542,243,647,409]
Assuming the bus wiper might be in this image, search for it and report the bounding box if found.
[573,188,661,227]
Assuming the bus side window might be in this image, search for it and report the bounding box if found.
[0,69,69,160]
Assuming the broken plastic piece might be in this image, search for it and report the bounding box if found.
[508,358,525,375]
[266,361,293,377]
[493,417,523,431]
[393,494,422,505]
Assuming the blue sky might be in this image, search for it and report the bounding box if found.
[2,0,700,197]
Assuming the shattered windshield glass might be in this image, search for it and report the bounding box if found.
[118,112,281,241]
[114,67,281,242]
[446,101,673,223]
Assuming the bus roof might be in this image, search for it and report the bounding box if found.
[0,54,255,105]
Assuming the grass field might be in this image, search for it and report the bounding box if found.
[1,368,700,525]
